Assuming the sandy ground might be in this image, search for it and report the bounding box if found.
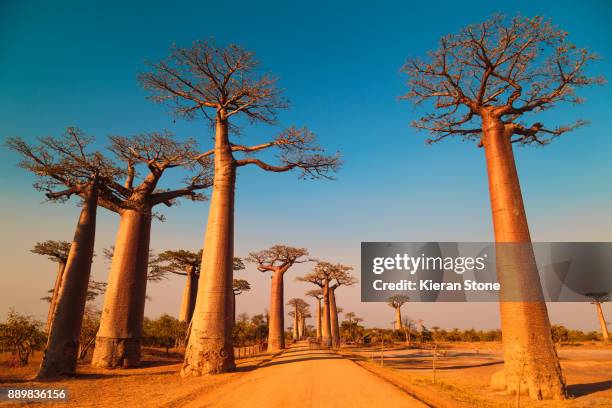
[345,342,612,407]
[0,348,271,407]
[1,342,610,407]
[184,343,426,408]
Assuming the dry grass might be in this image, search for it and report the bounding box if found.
[343,341,612,408]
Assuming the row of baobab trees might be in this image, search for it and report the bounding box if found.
[7,40,340,379]
[6,13,605,401]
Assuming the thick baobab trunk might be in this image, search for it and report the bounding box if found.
[179,267,198,323]
[316,299,322,340]
[297,315,304,339]
[92,209,152,368]
[321,282,332,348]
[267,271,285,351]
[329,288,340,348]
[292,306,299,341]
[38,186,98,378]
[44,261,66,333]
[395,307,403,330]
[182,117,236,376]
[483,115,566,400]
[595,302,609,342]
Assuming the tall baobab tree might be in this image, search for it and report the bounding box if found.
[231,278,250,324]
[329,268,356,348]
[247,246,310,351]
[585,292,610,342]
[140,42,341,375]
[91,132,212,369]
[305,289,323,340]
[387,295,409,330]
[7,128,121,378]
[401,15,603,399]
[31,240,71,333]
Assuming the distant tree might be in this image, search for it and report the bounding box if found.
[247,245,310,351]
[401,15,603,399]
[585,292,610,342]
[0,309,46,365]
[232,278,251,324]
[141,41,341,376]
[387,295,409,330]
[31,240,71,333]
[143,314,188,355]
[286,298,309,341]
[150,250,202,322]
[306,289,324,340]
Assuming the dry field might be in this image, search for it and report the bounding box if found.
[343,341,612,407]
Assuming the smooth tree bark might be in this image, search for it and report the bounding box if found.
[329,288,340,348]
[596,303,609,342]
[91,133,211,369]
[401,15,603,399]
[180,266,199,323]
[247,246,309,351]
[31,240,71,333]
[586,293,610,342]
[7,128,122,378]
[140,42,340,375]
[306,289,323,340]
[387,295,409,330]
[38,184,98,377]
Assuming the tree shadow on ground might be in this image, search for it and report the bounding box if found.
[568,380,612,397]
[259,355,344,368]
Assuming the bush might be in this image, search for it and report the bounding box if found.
[0,309,46,365]
[233,313,268,346]
[143,314,188,353]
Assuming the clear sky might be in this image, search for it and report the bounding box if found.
[1,0,611,331]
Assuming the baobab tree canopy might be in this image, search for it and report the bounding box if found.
[31,241,71,263]
[5,127,122,201]
[247,245,310,272]
[387,295,409,309]
[401,15,604,145]
[232,279,251,295]
[140,41,341,179]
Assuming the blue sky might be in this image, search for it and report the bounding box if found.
[1,0,611,330]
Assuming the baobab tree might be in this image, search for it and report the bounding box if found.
[150,251,245,324]
[401,15,603,399]
[140,42,341,375]
[329,268,356,348]
[287,298,309,341]
[585,292,610,342]
[298,262,354,348]
[387,295,409,330]
[305,289,323,340]
[150,250,202,322]
[7,128,122,377]
[231,278,250,324]
[31,240,71,333]
[91,132,212,369]
[247,245,310,351]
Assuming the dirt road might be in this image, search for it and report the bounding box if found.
[184,343,427,408]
